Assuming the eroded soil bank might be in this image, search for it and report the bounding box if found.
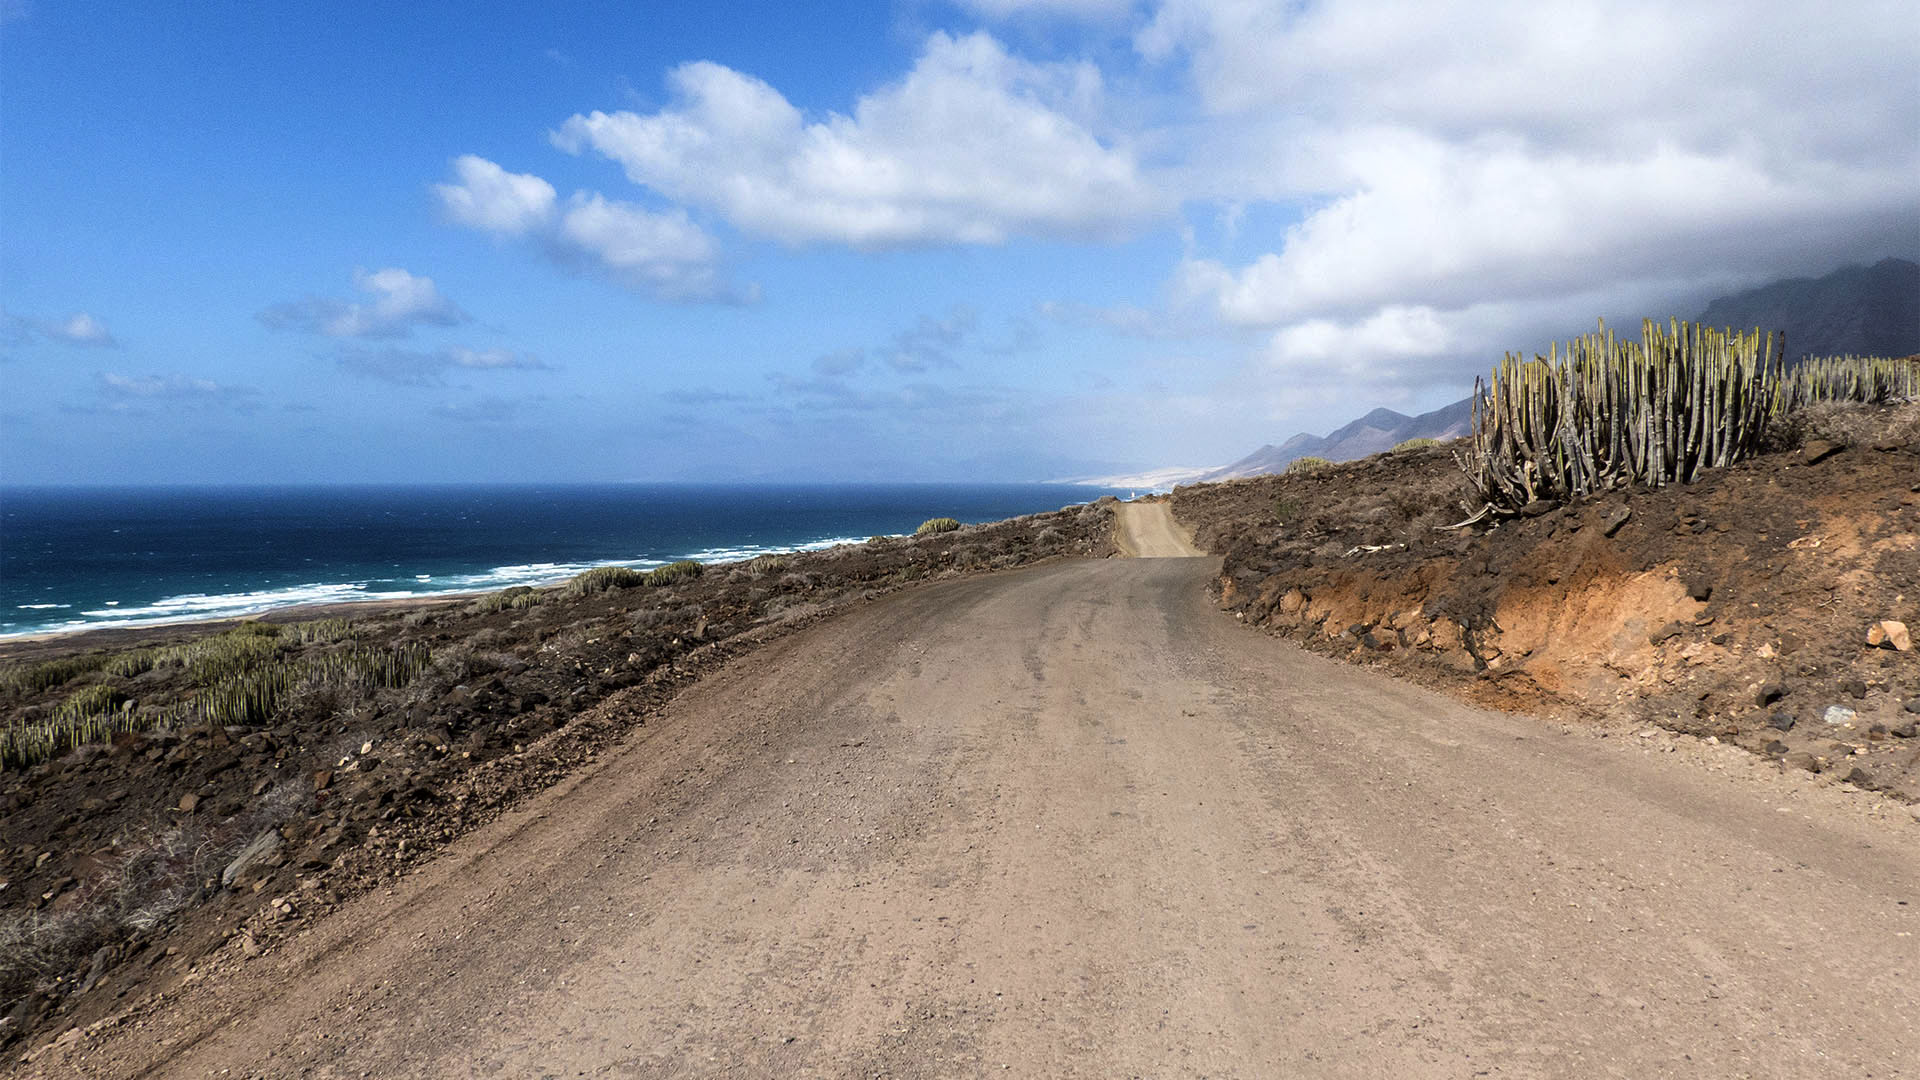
[1173,403,1920,802]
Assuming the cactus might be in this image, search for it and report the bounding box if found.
[1787,355,1920,407]
[1285,456,1334,475]
[645,560,705,587]
[564,566,647,597]
[0,655,111,697]
[914,517,962,536]
[1,639,432,768]
[1458,319,1786,511]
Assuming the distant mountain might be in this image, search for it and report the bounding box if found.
[1696,257,1919,360]
[1200,398,1472,482]
[1138,257,1919,489]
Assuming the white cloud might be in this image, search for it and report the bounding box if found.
[435,157,746,302]
[551,31,1159,248]
[1268,306,1451,373]
[1139,0,1917,143]
[261,267,467,339]
[434,155,556,235]
[50,312,117,346]
[1127,0,1919,403]
[95,372,259,410]
[1172,131,1914,327]
[3,308,119,347]
[555,193,745,301]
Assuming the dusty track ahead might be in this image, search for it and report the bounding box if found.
[49,505,1918,1078]
[1112,499,1202,557]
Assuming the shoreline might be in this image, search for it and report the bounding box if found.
[0,590,495,659]
[0,539,881,654]
[2,483,1124,651]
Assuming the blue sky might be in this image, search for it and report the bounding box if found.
[4,0,1916,484]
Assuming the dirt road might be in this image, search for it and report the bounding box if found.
[47,506,1919,1078]
[1113,500,1203,557]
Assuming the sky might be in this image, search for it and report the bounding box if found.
[3,0,1916,485]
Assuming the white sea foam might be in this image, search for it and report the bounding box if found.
[2,534,876,638]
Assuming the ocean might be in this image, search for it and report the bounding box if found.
[0,484,1121,638]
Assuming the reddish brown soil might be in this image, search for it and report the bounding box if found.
[0,501,1116,1056]
[1173,404,1920,801]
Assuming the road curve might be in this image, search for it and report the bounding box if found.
[54,557,1919,1079]
[1113,500,1203,558]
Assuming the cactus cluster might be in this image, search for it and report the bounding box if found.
[1458,319,1785,510]
[0,638,431,768]
[564,566,648,596]
[645,560,704,587]
[1788,355,1920,408]
[1459,321,1916,514]
[0,654,110,696]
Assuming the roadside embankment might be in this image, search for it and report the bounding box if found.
[1173,402,1920,802]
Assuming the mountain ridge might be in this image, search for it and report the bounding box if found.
[1197,257,1918,483]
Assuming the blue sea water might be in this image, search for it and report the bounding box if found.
[0,484,1121,638]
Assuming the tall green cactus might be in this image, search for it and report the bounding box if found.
[1459,319,1785,510]
[1788,355,1920,407]
[1,639,432,768]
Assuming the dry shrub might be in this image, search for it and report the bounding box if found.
[0,780,307,1007]
[1782,401,1920,449]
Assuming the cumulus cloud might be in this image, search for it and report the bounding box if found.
[550,31,1159,248]
[435,155,557,235]
[3,308,119,347]
[1123,0,1920,389]
[435,156,748,302]
[553,192,738,301]
[261,268,467,339]
[1142,1,1920,297]
[336,345,548,387]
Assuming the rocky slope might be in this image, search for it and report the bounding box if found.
[1173,402,1920,800]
